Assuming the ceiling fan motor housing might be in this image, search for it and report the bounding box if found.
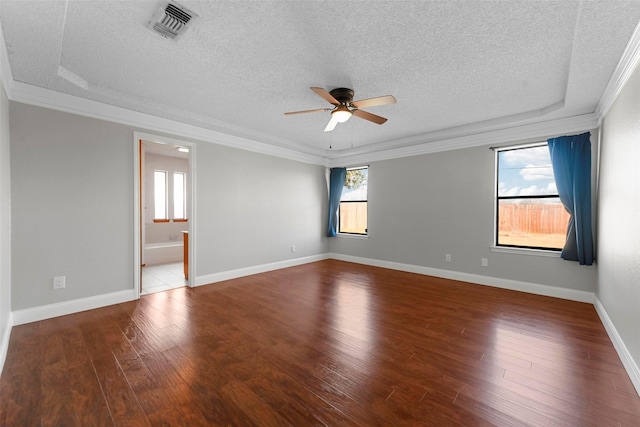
[329,88,354,104]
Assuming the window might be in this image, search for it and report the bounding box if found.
[153,170,168,221]
[173,172,186,220]
[496,144,569,250]
[339,166,368,235]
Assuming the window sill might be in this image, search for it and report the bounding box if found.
[490,246,560,258]
[173,218,188,222]
[337,233,369,240]
[153,219,170,223]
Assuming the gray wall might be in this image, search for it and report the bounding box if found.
[196,142,328,275]
[10,103,134,310]
[0,81,11,357]
[330,144,596,292]
[9,102,329,310]
[598,62,640,370]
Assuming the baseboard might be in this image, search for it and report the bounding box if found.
[194,254,330,287]
[594,297,640,396]
[0,312,13,375]
[329,253,594,303]
[7,254,594,324]
[11,289,137,326]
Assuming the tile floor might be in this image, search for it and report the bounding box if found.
[141,262,187,295]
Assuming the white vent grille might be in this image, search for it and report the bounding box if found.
[149,2,195,40]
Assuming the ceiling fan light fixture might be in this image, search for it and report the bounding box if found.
[332,105,352,123]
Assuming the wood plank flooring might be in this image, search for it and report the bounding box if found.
[1,259,639,426]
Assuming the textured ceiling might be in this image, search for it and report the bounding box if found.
[1,1,640,158]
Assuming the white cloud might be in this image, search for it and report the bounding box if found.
[545,182,557,193]
[519,185,542,196]
[519,164,554,181]
[518,183,558,196]
[501,145,550,166]
[498,182,520,197]
[499,180,557,197]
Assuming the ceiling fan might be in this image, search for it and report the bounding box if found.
[285,87,396,132]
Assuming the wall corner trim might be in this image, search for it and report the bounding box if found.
[11,289,137,326]
[594,297,640,397]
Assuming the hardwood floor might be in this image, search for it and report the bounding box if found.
[1,259,639,426]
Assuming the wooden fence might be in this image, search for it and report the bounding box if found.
[339,202,368,234]
[498,203,569,234]
[339,201,569,236]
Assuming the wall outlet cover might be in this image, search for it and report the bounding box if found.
[53,276,65,289]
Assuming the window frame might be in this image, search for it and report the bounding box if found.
[494,143,565,252]
[338,165,369,236]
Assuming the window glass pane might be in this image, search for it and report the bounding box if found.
[339,167,368,234]
[339,201,368,234]
[342,168,368,201]
[497,198,569,249]
[173,172,185,219]
[498,146,556,197]
[154,170,167,220]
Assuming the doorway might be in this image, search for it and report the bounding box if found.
[134,132,196,298]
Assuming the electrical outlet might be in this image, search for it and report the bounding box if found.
[53,276,65,289]
[445,254,452,263]
[291,244,296,253]
[481,258,488,267]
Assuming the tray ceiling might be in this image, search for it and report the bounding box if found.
[1,1,640,159]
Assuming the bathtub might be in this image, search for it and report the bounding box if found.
[144,241,183,266]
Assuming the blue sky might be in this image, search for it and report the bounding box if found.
[498,145,557,197]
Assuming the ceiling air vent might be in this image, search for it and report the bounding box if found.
[148,2,195,40]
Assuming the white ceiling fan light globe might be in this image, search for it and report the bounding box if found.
[332,105,352,123]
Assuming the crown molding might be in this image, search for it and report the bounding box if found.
[596,18,640,121]
[6,77,598,169]
[329,112,598,167]
[7,80,329,167]
[327,100,567,160]
[8,76,595,169]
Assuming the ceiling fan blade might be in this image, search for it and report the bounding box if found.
[284,108,331,116]
[351,95,397,109]
[352,109,388,125]
[311,87,340,105]
[324,115,339,132]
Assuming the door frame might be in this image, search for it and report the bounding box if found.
[133,131,196,298]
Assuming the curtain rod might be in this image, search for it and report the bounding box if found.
[489,141,548,151]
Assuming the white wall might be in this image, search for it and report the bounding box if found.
[9,102,329,310]
[597,61,640,374]
[0,77,11,367]
[330,143,597,293]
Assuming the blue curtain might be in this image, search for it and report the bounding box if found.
[547,132,594,265]
[327,167,346,237]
